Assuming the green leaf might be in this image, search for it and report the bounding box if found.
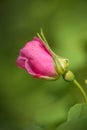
[68,103,87,121]
[56,116,87,130]
[56,103,87,130]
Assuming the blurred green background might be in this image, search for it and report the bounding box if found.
[0,0,87,130]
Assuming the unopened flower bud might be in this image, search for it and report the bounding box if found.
[63,70,75,82]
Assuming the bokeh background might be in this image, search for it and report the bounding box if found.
[0,0,87,130]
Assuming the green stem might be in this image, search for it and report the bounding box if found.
[73,79,87,103]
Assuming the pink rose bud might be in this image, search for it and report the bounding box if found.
[16,36,69,80]
[16,37,58,79]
